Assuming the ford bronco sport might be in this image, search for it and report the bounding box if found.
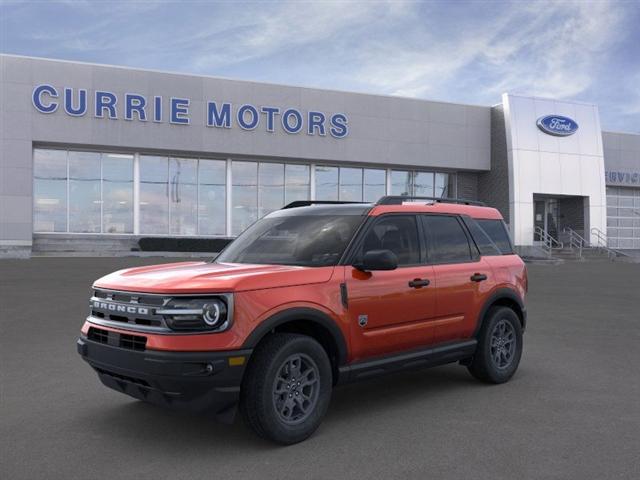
[77,196,527,444]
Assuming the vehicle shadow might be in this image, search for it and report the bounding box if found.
[76,363,497,450]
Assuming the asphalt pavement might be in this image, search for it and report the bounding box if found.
[1,257,639,480]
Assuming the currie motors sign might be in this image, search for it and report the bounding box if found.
[31,84,349,139]
[536,115,579,137]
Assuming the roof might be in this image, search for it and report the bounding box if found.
[369,202,503,220]
[274,199,503,220]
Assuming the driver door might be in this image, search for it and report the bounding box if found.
[345,215,437,361]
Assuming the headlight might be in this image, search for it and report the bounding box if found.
[156,296,231,332]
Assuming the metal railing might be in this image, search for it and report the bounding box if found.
[563,227,586,259]
[590,227,628,259]
[535,226,563,258]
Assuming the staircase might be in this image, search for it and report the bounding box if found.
[539,227,630,262]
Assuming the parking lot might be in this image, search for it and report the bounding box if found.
[1,257,639,479]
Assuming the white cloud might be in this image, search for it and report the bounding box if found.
[4,0,637,129]
[187,1,410,72]
[347,0,626,103]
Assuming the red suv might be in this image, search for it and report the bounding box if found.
[77,196,527,444]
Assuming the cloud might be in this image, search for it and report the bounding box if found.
[1,0,638,130]
[186,1,411,72]
[348,0,626,102]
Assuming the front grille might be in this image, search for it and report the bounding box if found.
[89,288,170,331]
[120,333,147,351]
[87,326,147,351]
[87,326,109,344]
[94,289,165,306]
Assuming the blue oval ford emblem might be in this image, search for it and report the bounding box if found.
[536,115,579,137]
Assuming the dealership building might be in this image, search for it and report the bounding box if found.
[1,54,639,258]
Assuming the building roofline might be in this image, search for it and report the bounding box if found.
[602,129,640,136]
[0,53,491,109]
[502,92,599,108]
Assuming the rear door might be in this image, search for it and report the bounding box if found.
[421,215,492,343]
[345,214,437,360]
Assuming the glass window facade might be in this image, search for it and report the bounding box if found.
[363,169,386,202]
[34,149,135,234]
[102,154,133,234]
[33,148,459,237]
[169,157,198,235]
[284,164,310,204]
[198,159,226,236]
[33,149,68,233]
[391,170,451,198]
[258,162,285,218]
[232,161,258,235]
[606,186,640,249]
[140,155,169,234]
[68,151,101,233]
[315,166,339,200]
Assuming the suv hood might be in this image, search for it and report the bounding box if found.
[93,261,335,294]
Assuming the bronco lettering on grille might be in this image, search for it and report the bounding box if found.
[92,300,149,315]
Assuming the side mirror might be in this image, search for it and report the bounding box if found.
[354,249,398,272]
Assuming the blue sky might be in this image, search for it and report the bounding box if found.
[1,0,639,131]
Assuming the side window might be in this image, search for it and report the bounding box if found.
[477,219,514,254]
[423,215,473,263]
[464,217,501,256]
[359,216,420,266]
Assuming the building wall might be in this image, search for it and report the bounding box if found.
[456,172,478,200]
[603,131,640,187]
[502,93,607,246]
[477,105,510,222]
[0,54,493,255]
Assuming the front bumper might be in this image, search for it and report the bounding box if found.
[77,336,251,421]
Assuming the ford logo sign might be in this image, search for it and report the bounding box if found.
[536,115,579,137]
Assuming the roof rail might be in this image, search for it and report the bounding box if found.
[281,200,365,209]
[376,196,486,206]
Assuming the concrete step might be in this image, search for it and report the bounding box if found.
[33,234,139,253]
[550,247,619,262]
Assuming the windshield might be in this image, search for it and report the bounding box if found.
[215,214,364,266]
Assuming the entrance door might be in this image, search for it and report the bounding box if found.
[534,200,546,241]
[533,198,559,242]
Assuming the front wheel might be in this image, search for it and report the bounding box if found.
[240,333,332,444]
[467,306,523,384]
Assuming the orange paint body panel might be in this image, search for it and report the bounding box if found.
[85,201,526,362]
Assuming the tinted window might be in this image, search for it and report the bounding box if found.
[477,219,514,254]
[464,217,501,256]
[359,216,420,266]
[216,214,362,267]
[423,215,472,263]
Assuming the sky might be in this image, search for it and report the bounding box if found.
[1,0,639,132]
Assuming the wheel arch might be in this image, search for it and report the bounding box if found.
[474,288,526,337]
[243,307,348,383]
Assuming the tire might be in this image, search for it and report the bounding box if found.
[240,333,332,444]
[467,306,523,384]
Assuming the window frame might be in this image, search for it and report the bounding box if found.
[342,213,426,268]
[474,218,515,255]
[420,213,480,265]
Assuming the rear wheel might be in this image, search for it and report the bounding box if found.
[240,333,332,444]
[468,306,522,384]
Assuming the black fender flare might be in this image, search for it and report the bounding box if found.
[242,307,348,366]
[473,288,526,336]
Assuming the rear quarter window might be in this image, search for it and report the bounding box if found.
[476,219,514,254]
[422,215,474,263]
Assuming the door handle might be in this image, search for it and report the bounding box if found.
[408,278,430,288]
[470,273,488,282]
